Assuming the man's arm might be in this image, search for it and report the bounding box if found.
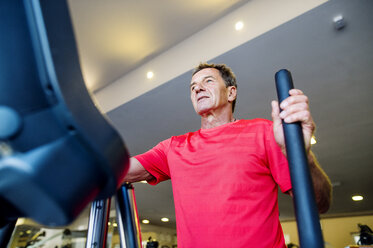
[271,89,332,213]
[307,152,332,213]
[285,153,332,214]
[122,157,155,184]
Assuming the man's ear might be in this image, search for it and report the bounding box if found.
[227,86,237,102]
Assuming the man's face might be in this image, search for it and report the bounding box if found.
[190,68,232,115]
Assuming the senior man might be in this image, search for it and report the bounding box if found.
[122,63,331,247]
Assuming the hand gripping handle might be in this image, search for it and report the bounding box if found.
[275,69,324,248]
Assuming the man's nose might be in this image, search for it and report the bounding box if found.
[194,82,205,92]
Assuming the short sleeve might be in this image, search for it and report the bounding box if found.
[265,122,292,193]
[134,138,172,185]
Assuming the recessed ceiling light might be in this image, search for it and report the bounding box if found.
[147,71,154,79]
[352,195,363,201]
[113,223,118,227]
[235,21,244,31]
[142,219,150,224]
[311,136,317,145]
[161,217,169,222]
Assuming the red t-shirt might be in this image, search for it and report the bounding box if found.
[135,119,291,248]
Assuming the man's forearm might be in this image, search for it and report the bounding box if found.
[121,157,155,185]
[308,151,332,213]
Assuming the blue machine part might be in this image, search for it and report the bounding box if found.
[0,0,129,227]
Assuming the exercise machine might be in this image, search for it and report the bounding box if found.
[0,0,140,247]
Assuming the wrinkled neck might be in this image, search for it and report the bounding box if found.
[200,111,235,129]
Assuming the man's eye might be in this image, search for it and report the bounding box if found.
[206,79,213,83]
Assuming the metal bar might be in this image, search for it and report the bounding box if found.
[86,198,111,248]
[275,69,324,248]
[116,183,142,248]
[0,220,16,248]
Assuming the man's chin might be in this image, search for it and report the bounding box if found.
[196,107,211,116]
[193,102,212,115]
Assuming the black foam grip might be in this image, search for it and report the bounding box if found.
[275,69,324,248]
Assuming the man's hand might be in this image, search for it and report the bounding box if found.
[271,89,315,155]
[272,89,332,213]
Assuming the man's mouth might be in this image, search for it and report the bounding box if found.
[197,96,209,102]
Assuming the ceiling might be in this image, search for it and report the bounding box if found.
[67,0,373,229]
[67,0,251,92]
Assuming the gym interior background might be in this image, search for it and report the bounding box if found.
[7,0,373,247]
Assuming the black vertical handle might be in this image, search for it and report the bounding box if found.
[275,69,324,248]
